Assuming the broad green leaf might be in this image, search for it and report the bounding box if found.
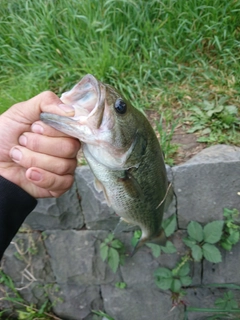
[146,243,161,258]
[202,243,222,263]
[187,221,203,242]
[206,105,223,117]
[183,237,196,248]
[171,279,181,293]
[161,241,177,254]
[180,276,192,287]
[155,278,172,290]
[223,207,235,217]
[154,267,172,279]
[162,214,177,237]
[105,233,114,243]
[225,105,238,115]
[187,124,204,133]
[228,231,239,244]
[111,239,123,249]
[178,262,190,277]
[220,241,232,251]
[218,96,229,106]
[191,244,203,261]
[191,106,205,116]
[203,221,224,244]
[108,248,120,273]
[100,244,109,262]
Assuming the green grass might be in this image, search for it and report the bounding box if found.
[0,0,239,144]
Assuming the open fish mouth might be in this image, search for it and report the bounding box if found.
[40,74,106,137]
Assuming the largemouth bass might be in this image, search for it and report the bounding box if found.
[41,74,172,253]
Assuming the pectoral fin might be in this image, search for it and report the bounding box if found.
[113,217,135,234]
[117,169,143,199]
[94,178,111,206]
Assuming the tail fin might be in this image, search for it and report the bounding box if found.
[131,228,167,256]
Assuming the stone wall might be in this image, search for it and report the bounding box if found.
[1,145,240,320]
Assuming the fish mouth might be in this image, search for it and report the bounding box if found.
[40,74,105,138]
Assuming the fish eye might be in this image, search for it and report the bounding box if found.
[114,99,127,114]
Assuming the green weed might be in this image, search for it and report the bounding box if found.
[221,208,240,251]
[0,270,59,320]
[183,220,224,263]
[186,96,240,144]
[100,233,125,273]
[154,259,192,293]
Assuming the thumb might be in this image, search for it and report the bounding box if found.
[7,91,75,124]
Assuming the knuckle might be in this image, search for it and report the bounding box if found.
[60,138,80,158]
[62,175,74,189]
[28,154,39,168]
[28,134,41,152]
[41,91,58,102]
[58,159,77,175]
[50,175,74,197]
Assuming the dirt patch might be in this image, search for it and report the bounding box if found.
[171,126,206,165]
[145,110,207,165]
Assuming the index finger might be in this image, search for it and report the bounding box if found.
[31,120,76,138]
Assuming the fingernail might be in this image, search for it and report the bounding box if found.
[31,123,44,134]
[19,135,27,146]
[29,170,42,181]
[58,104,75,114]
[11,148,22,162]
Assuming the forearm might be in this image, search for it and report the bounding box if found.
[0,176,37,260]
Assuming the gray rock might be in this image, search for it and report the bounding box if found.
[50,284,103,320]
[173,145,240,228]
[25,181,84,230]
[187,144,240,163]
[101,285,185,320]
[44,230,121,285]
[75,167,118,230]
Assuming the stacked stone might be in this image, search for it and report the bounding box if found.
[1,145,240,320]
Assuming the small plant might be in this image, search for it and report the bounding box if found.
[221,208,240,251]
[215,291,238,311]
[154,259,192,293]
[100,234,125,273]
[186,96,240,144]
[183,220,224,263]
[0,270,58,320]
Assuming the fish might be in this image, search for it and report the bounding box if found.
[40,74,172,253]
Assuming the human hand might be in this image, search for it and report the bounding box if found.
[0,91,80,198]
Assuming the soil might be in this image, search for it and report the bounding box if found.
[170,126,206,165]
[145,110,207,165]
